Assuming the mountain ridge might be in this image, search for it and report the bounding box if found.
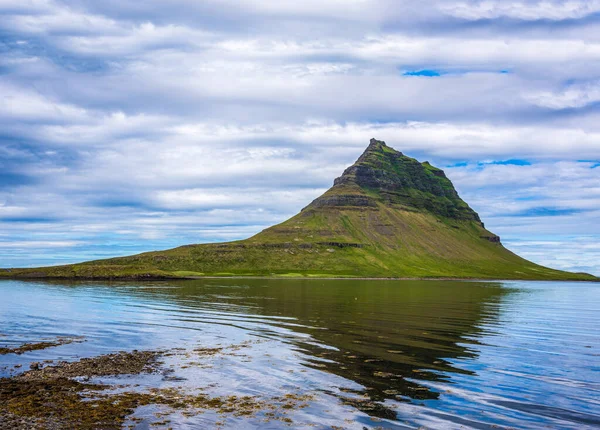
[1,139,596,281]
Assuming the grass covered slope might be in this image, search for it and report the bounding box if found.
[1,139,596,281]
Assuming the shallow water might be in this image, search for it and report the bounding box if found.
[1,279,599,429]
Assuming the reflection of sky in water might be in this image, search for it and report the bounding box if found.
[1,279,599,429]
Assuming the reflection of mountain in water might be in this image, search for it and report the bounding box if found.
[40,279,512,419]
[204,280,509,410]
[159,279,509,413]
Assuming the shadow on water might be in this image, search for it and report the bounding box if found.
[25,278,514,420]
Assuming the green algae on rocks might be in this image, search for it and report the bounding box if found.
[0,337,83,356]
[0,350,163,429]
[0,348,315,429]
[1,139,596,281]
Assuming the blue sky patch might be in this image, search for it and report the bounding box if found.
[510,207,583,217]
[0,217,57,223]
[402,69,441,77]
[514,196,541,202]
[448,159,531,168]
[0,172,36,187]
[401,68,512,77]
[485,159,532,166]
[578,160,600,168]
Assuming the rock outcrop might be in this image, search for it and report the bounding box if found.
[306,139,481,222]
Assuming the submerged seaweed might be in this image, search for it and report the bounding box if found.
[0,347,315,429]
[0,337,83,356]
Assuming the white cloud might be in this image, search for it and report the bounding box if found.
[441,1,600,21]
[58,22,214,55]
[221,0,375,18]
[4,6,119,35]
[525,81,600,109]
[0,82,88,122]
[448,161,600,215]
[0,240,82,248]
[152,188,326,211]
[0,0,55,14]
[213,35,600,67]
[505,236,600,275]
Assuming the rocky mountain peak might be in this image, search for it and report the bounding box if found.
[359,138,393,159]
[308,139,482,222]
[368,137,386,148]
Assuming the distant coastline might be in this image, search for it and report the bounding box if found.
[1,272,597,282]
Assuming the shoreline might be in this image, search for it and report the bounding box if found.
[185,275,599,282]
[1,274,598,282]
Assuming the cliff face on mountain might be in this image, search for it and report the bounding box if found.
[1,139,595,281]
[309,139,481,222]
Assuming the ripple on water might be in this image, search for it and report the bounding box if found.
[0,279,599,429]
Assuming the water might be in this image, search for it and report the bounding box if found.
[1,279,599,429]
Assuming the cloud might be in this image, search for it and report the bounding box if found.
[3,6,119,35]
[525,80,600,109]
[152,188,326,211]
[0,240,82,248]
[447,161,600,215]
[57,22,214,56]
[0,82,88,122]
[505,236,600,275]
[441,1,600,21]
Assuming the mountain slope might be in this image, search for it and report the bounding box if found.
[1,139,596,281]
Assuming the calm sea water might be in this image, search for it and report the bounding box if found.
[1,279,599,429]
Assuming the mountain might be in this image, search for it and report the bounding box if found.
[1,139,596,281]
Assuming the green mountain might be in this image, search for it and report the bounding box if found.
[1,139,596,281]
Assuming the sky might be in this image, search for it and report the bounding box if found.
[0,0,599,275]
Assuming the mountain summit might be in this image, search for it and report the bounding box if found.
[307,138,481,222]
[2,139,595,281]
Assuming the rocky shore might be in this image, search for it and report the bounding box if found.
[0,344,313,429]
